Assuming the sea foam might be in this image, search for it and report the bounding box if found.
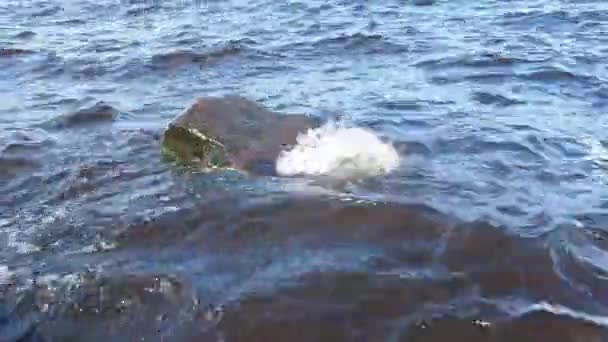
[275,120,401,180]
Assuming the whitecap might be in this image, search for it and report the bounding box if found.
[275,120,401,181]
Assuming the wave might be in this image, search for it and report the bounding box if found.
[43,101,120,129]
[501,9,583,29]
[275,120,401,181]
[124,3,162,17]
[0,48,34,58]
[149,44,244,70]
[471,91,526,107]
[280,32,409,58]
[14,31,36,40]
[413,52,537,70]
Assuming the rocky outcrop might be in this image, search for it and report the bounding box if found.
[161,95,320,175]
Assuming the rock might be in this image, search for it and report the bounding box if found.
[161,95,320,175]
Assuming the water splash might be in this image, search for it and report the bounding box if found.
[275,120,401,181]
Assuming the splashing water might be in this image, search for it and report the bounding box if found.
[275,120,401,180]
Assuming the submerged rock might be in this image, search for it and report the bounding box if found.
[13,271,221,342]
[161,95,320,175]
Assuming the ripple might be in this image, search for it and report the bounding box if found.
[124,3,162,17]
[471,91,526,107]
[434,136,545,163]
[149,46,243,70]
[286,32,409,57]
[13,31,36,40]
[0,128,54,153]
[13,50,64,79]
[223,271,471,341]
[551,227,608,310]
[0,128,53,184]
[51,18,87,25]
[313,32,385,47]
[374,99,423,111]
[0,157,40,182]
[412,0,435,6]
[417,49,543,68]
[43,102,120,129]
[0,48,34,58]
[29,5,62,18]
[87,38,133,54]
[522,66,579,82]
[500,9,583,30]
[542,136,588,159]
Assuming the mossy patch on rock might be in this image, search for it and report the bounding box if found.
[161,125,231,169]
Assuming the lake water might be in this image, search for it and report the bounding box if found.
[1,0,608,341]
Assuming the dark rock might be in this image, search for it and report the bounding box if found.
[161,95,320,175]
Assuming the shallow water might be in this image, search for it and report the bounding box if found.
[1,0,608,341]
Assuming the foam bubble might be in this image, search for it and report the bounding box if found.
[275,120,401,180]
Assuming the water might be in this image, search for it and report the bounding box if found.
[1,0,608,340]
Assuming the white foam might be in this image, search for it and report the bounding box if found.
[275,121,401,181]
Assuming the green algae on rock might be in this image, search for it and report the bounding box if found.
[161,95,320,175]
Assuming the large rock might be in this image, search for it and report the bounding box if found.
[161,95,320,175]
